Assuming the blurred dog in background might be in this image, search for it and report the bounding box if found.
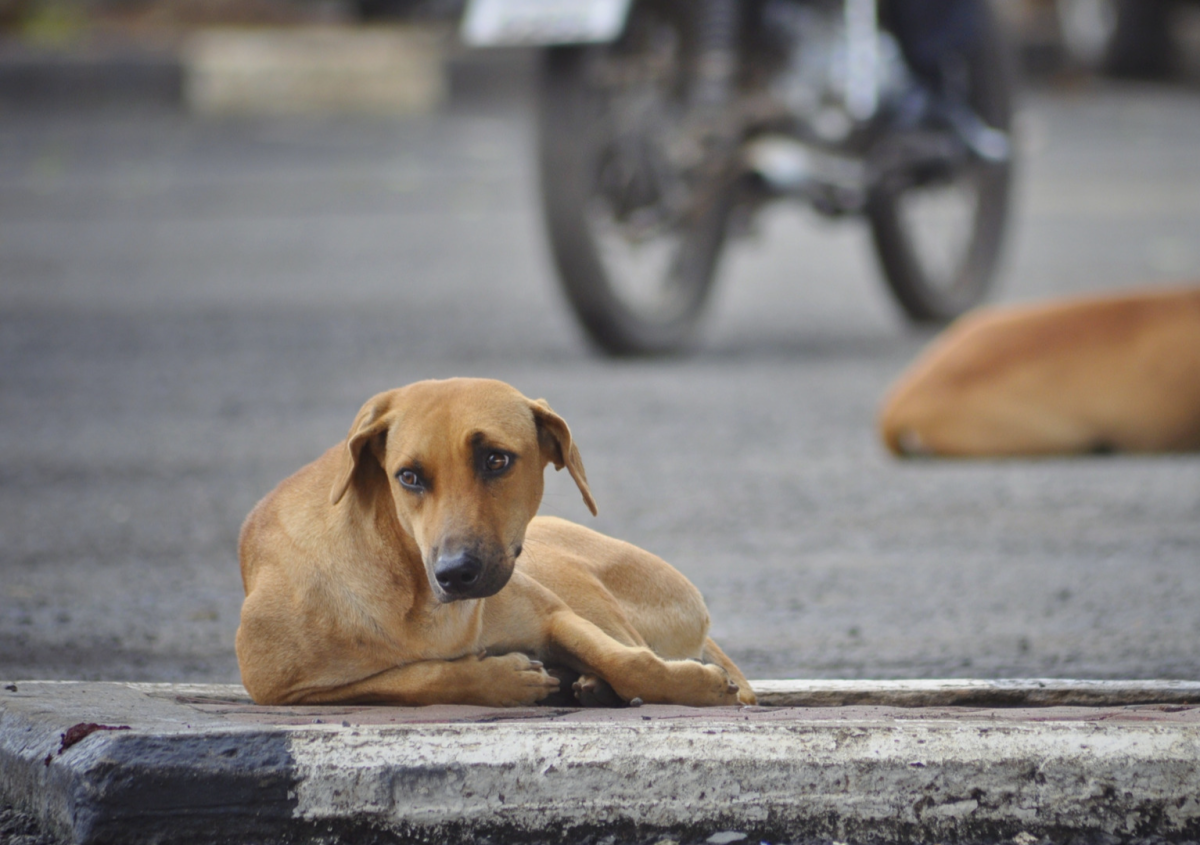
[880,287,1200,457]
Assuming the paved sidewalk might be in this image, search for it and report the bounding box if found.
[4,680,1200,844]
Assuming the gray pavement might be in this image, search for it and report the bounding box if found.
[1,81,1199,690]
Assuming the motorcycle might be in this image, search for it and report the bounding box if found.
[463,0,1016,355]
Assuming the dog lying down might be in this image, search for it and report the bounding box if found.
[237,378,754,708]
[880,287,1200,457]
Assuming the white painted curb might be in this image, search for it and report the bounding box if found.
[287,712,1200,839]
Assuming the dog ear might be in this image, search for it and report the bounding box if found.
[330,399,390,506]
[531,399,598,516]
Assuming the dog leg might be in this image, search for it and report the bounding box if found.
[284,652,560,707]
[546,611,741,706]
[483,570,740,707]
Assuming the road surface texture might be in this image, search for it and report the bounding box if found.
[1,80,1199,690]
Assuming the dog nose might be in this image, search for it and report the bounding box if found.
[433,550,484,596]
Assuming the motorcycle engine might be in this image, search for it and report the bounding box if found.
[763,0,912,145]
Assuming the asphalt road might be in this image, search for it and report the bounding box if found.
[1,80,1198,686]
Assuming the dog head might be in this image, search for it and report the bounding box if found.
[329,378,597,603]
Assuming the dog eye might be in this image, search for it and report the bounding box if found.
[483,452,511,474]
[396,469,424,491]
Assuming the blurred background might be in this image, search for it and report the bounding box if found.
[0,0,1198,686]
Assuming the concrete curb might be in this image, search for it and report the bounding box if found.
[182,26,447,115]
[753,678,1200,708]
[3,680,1200,844]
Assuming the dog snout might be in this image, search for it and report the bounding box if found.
[433,549,485,597]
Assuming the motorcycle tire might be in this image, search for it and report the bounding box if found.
[867,1,1015,324]
[538,16,735,356]
[1104,0,1176,79]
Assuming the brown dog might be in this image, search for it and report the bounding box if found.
[236,378,754,708]
[879,287,1200,457]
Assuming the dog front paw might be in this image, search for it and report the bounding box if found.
[670,660,741,706]
[737,683,758,706]
[482,652,561,707]
[613,653,741,707]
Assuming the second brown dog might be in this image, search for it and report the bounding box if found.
[880,287,1200,457]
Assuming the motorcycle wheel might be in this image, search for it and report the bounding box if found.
[1104,0,1176,79]
[538,6,735,356]
[867,3,1015,324]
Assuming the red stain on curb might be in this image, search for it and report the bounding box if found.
[43,723,131,766]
